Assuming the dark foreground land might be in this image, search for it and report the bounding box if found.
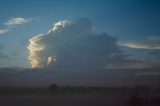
[0,85,160,106]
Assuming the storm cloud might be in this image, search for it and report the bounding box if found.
[28,18,121,70]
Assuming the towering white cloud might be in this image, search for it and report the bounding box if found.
[28,18,120,69]
[28,20,71,68]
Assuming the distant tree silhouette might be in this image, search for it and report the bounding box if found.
[48,84,59,92]
[49,84,59,89]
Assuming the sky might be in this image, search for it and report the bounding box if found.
[0,0,160,87]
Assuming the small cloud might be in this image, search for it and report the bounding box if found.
[5,17,32,27]
[0,29,10,34]
[0,17,33,35]
[120,42,160,49]
[119,36,160,50]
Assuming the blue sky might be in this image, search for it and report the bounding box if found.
[0,0,160,68]
[0,0,160,87]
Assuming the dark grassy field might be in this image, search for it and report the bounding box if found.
[0,92,129,106]
[0,85,160,106]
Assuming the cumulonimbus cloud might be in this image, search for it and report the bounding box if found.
[28,18,121,69]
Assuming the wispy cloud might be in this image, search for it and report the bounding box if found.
[0,17,33,35]
[120,42,160,49]
[119,36,160,50]
[0,29,10,34]
[5,17,32,27]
